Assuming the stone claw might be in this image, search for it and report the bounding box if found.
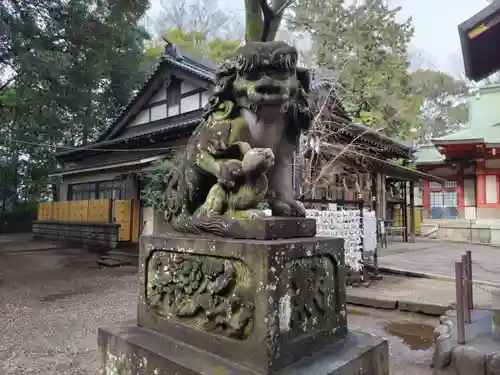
[269,199,306,217]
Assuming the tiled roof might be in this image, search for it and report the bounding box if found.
[56,116,199,160]
[96,42,215,143]
[413,144,446,165]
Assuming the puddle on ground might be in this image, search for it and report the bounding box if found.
[384,321,435,351]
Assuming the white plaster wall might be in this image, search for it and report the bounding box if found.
[201,91,210,107]
[464,179,476,206]
[486,175,498,203]
[150,104,167,121]
[181,94,200,113]
[148,89,166,104]
[486,159,500,169]
[181,80,198,94]
[141,207,154,236]
[168,104,180,116]
[130,110,149,126]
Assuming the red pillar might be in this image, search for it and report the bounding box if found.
[423,180,430,218]
[423,180,430,209]
[457,178,464,208]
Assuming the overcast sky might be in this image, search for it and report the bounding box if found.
[149,0,491,76]
[389,0,489,75]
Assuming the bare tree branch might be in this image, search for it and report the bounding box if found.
[154,0,234,38]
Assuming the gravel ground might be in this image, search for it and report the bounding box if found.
[0,247,138,375]
[1,242,441,375]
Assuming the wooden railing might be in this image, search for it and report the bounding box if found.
[37,199,140,242]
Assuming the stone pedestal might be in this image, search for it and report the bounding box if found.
[433,309,500,374]
[98,218,389,375]
[492,288,500,339]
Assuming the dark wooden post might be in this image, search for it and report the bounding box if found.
[402,181,408,242]
[466,250,473,309]
[455,261,466,344]
[409,180,416,243]
[109,199,115,223]
[371,172,379,276]
[462,254,471,324]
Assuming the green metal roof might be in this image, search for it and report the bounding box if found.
[413,144,445,165]
[433,128,482,142]
[433,84,500,145]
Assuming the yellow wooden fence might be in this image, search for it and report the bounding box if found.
[37,199,141,243]
[393,207,423,233]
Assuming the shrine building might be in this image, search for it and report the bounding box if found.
[414,84,500,243]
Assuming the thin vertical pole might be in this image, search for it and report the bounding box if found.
[371,173,379,276]
[466,250,473,309]
[462,255,471,324]
[402,182,408,242]
[455,262,466,344]
[409,180,416,243]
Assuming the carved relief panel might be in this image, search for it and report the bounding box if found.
[277,255,338,338]
[145,251,255,340]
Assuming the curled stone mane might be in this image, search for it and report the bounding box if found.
[200,41,310,134]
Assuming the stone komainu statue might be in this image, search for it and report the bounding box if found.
[163,41,312,238]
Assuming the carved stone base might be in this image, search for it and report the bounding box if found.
[234,217,317,239]
[98,323,389,375]
[137,234,346,373]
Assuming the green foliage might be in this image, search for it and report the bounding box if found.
[289,0,419,139]
[163,29,240,62]
[0,0,153,207]
[409,69,469,139]
[141,160,178,213]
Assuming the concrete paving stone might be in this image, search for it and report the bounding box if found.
[347,275,494,316]
[398,301,450,316]
[346,294,398,310]
[380,239,500,285]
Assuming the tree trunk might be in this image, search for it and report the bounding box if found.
[245,0,264,41]
[244,0,290,42]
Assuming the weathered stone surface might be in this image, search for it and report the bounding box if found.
[138,234,346,373]
[487,354,500,375]
[491,288,500,339]
[235,217,316,239]
[432,322,454,370]
[345,295,398,310]
[32,220,120,250]
[452,346,486,375]
[399,300,450,316]
[98,323,389,375]
[433,310,500,373]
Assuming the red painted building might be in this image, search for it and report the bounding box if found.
[415,85,500,243]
